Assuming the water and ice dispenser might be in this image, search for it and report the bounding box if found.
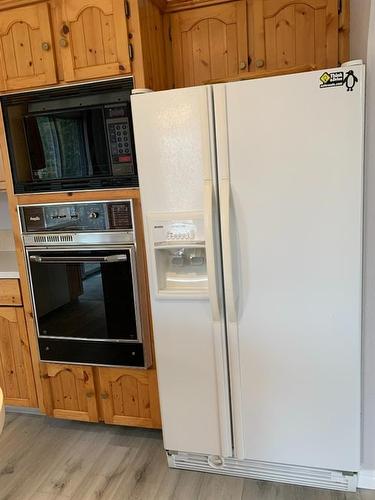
[148,214,208,297]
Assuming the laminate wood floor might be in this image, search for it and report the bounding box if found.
[0,413,374,500]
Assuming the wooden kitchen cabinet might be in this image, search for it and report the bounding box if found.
[59,0,131,82]
[0,279,22,306]
[0,306,37,407]
[251,0,340,71]
[40,363,99,422]
[0,0,166,91]
[39,363,161,428]
[0,2,57,91]
[98,367,161,428]
[169,0,248,87]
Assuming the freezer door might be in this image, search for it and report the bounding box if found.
[215,65,364,471]
[131,86,232,456]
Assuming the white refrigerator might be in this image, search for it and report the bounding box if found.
[131,63,364,491]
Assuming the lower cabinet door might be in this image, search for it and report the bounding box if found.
[0,307,37,407]
[98,368,161,429]
[40,363,98,422]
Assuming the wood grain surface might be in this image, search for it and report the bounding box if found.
[0,413,374,500]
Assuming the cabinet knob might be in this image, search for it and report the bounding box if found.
[86,391,95,399]
[59,38,68,48]
[41,42,50,51]
[256,59,265,68]
[239,61,247,70]
[61,24,70,35]
[100,392,109,400]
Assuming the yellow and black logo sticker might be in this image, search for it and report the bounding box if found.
[319,70,358,92]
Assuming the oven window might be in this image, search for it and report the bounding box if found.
[28,249,138,342]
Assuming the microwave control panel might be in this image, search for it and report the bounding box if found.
[20,201,133,233]
[105,104,135,176]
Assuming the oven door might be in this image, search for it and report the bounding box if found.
[27,247,140,343]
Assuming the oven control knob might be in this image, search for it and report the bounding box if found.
[89,211,99,219]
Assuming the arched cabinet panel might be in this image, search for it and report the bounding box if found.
[98,367,162,428]
[60,0,131,81]
[40,363,99,422]
[252,0,339,71]
[0,3,57,91]
[170,0,248,87]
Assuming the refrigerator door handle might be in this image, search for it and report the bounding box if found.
[203,178,221,323]
[214,84,245,458]
[220,177,237,323]
[204,173,232,457]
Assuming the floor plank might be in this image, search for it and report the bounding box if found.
[0,413,374,500]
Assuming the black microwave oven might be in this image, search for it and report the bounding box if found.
[1,78,138,193]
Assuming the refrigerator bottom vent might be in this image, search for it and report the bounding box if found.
[167,452,358,492]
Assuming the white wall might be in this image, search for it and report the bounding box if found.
[360,0,375,471]
[0,192,11,230]
[350,0,375,471]
[350,0,371,62]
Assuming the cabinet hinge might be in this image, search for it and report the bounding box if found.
[128,43,134,61]
[338,0,342,14]
[125,0,131,18]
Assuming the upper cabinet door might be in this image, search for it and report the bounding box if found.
[252,0,339,71]
[170,0,248,87]
[60,0,131,82]
[0,3,57,91]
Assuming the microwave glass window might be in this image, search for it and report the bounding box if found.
[24,109,110,181]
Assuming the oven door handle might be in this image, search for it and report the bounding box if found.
[29,254,128,264]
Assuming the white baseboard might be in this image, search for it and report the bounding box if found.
[358,470,375,490]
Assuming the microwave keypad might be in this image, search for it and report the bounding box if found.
[108,118,133,168]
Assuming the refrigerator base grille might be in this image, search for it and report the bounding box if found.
[167,452,358,492]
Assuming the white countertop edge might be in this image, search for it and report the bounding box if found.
[0,271,20,279]
[0,251,19,279]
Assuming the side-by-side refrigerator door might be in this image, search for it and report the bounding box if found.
[131,86,232,457]
[214,65,364,471]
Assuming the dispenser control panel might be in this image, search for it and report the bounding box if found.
[151,215,205,245]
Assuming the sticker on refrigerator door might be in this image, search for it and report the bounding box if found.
[319,70,358,91]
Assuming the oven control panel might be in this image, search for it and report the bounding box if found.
[20,201,133,233]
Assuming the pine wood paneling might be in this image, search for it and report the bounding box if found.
[0,2,57,91]
[0,279,22,306]
[338,0,349,65]
[98,367,162,428]
[253,0,339,71]
[60,0,131,82]
[40,363,99,422]
[135,0,169,90]
[170,0,248,87]
[0,307,37,407]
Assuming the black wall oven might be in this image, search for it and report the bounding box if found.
[20,200,150,368]
[2,78,138,194]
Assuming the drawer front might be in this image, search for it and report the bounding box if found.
[0,280,22,306]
